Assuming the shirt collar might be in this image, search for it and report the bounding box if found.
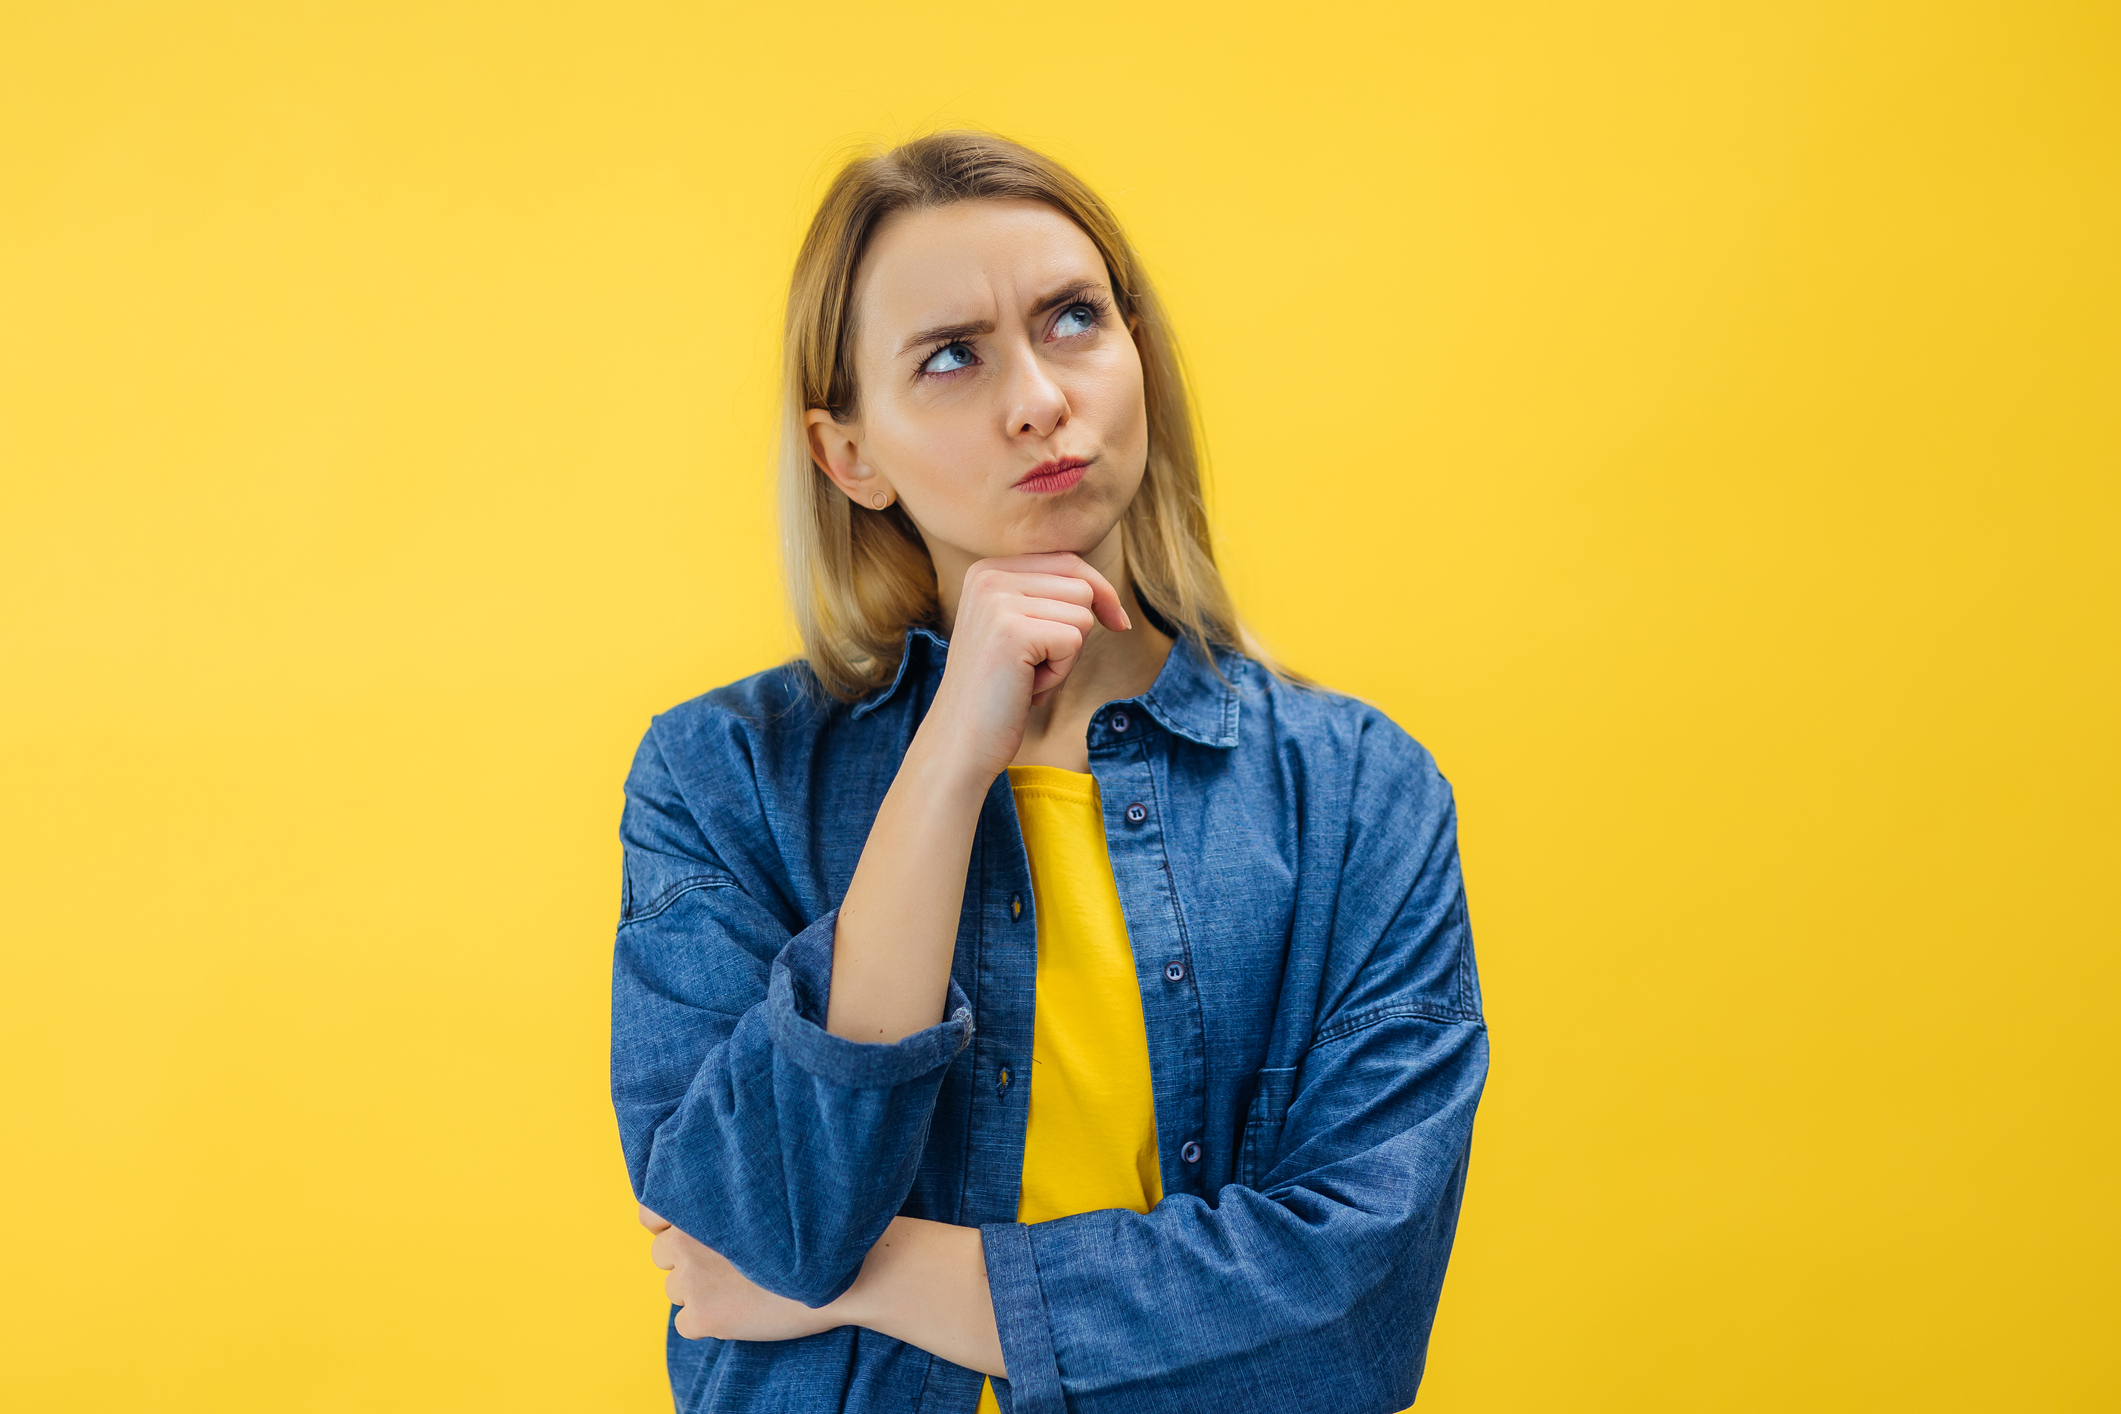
[1136,633,1244,748]
[848,625,951,721]
[848,624,1243,749]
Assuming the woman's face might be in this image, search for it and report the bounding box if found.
[806,199,1150,576]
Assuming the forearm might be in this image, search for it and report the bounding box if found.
[826,724,992,1043]
[831,1217,1005,1377]
[618,873,974,1303]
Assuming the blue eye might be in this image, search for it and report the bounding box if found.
[1053,303,1098,338]
[921,341,977,374]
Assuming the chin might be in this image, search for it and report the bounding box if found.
[1010,502,1120,557]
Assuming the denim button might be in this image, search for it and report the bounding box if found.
[1010,893,1023,921]
[1111,711,1130,733]
[1125,802,1148,824]
[1181,1140,1202,1164]
[1164,961,1185,982]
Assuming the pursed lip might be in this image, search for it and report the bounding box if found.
[1013,457,1090,494]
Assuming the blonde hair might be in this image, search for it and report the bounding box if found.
[778,130,1269,700]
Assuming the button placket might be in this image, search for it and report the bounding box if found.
[1090,737,1209,1198]
[965,774,1040,1230]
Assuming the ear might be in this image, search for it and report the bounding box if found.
[804,407,897,510]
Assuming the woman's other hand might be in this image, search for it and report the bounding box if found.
[640,1206,844,1343]
[638,1209,1006,1374]
[928,552,1131,778]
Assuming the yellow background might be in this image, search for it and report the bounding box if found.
[3,2,2115,1409]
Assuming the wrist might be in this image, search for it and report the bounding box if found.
[829,1218,906,1331]
[902,717,1003,805]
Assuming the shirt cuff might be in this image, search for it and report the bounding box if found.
[981,1221,1065,1414]
[766,908,975,1088]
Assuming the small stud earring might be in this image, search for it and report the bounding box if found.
[871,491,888,509]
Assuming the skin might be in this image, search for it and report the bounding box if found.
[649,199,1175,1377]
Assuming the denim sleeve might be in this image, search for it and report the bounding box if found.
[611,727,973,1308]
[981,720,1488,1414]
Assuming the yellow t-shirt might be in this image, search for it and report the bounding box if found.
[976,766,1164,1414]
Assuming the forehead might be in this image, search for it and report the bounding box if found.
[856,199,1108,327]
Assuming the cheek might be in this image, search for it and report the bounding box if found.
[1076,356,1150,460]
[864,403,1005,546]
[870,403,990,495]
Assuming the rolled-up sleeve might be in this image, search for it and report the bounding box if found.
[981,720,1488,1414]
[612,726,972,1308]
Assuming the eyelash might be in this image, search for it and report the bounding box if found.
[1053,292,1111,331]
[916,294,1110,378]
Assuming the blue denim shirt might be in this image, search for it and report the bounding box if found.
[612,629,1488,1414]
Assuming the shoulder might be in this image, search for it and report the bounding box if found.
[618,659,863,894]
[1235,658,1450,806]
[646,659,838,752]
[626,658,852,804]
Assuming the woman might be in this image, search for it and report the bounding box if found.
[612,132,1487,1414]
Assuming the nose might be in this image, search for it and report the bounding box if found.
[1003,346,1070,440]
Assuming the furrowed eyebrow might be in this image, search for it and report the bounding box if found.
[894,281,1108,357]
[898,318,995,356]
[1028,280,1105,318]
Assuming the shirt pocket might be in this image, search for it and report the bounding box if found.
[1237,1066,1300,1190]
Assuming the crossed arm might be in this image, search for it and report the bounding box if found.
[642,1206,1006,1377]
[621,751,1486,1412]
